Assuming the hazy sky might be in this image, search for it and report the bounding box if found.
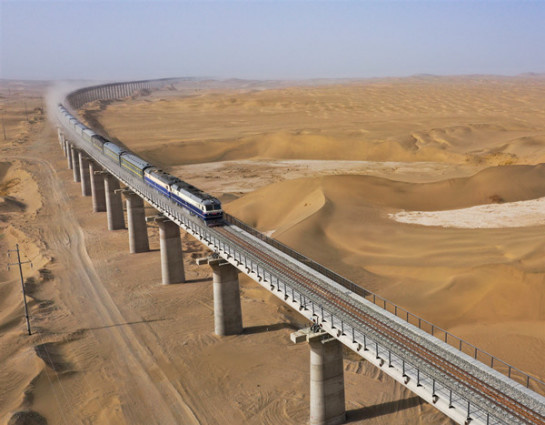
[1,0,544,81]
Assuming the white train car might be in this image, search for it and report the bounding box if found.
[144,168,180,197]
[170,181,223,224]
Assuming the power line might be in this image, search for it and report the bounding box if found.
[7,243,33,335]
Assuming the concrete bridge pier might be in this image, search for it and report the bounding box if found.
[58,131,66,156]
[122,190,149,253]
[66,142,73,169]
[78,152,92,197]
[70,146,80,182]
[148,217,185,284]
[292,328,346,425]
[89,162,106,212]
[197,257,243,336]
[104,174,125,230]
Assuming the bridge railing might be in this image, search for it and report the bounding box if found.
[59,79,545,401]
[59,106,544,424]
[223,214,545,396]
[200,222,535,424]
[66,78,180,110]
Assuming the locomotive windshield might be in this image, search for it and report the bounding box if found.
[204,201,222,211]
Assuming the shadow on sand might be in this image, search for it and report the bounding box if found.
[346,396,423,422]
[184,277,212,284]
[84,318,168,331]
[243,322,299,335]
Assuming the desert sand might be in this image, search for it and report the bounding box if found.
[2,76,545,424]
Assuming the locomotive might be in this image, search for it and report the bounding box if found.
[58,104,223,225]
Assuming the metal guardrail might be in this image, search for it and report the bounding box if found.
[192,220,540,425]
[224,214,545,396]
[57,81,545,424]
[65,78,545,396]
[66,78,179,110]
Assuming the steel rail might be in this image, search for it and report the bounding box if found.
[56,80,545,425]
[217,226,545,425]
[60,114,545,423]
[66,80,545,396]
[225,213,545,395]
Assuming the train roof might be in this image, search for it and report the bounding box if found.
[91,134,109,143]
[172,180,221,204]
[103,142,126,155]
[146,167,180,185]
[121,152,151,170]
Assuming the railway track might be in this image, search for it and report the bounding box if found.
[58,79,545,424]
[217,225,545,425]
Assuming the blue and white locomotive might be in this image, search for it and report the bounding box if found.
[57,104,224,225]
[144,168,222,219]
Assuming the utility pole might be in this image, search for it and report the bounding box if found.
[1,110,6,141]
[24,101,29,122]
[8,244,33,335]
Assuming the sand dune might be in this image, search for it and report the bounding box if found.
[0,161,53,425]
[225,177,325,234]
[341,163,545,210]
[0,162,42,217]
[226,163,545,218]
[223,163,545,380]
[90,76,545,168]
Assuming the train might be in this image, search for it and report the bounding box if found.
[57,104,224,225]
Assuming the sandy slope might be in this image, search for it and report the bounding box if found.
[223,170,545,381]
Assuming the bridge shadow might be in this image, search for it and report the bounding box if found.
[185,277,212,284]
[346,396,423,422]
[243,322,298,335]
[84,318,168,331]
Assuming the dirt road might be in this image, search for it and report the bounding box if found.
[4,124,208,423]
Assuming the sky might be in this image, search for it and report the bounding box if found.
[1,0,544,81]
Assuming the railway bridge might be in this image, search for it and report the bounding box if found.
[56,79,545,425]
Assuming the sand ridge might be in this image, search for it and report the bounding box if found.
[90,76,545,168]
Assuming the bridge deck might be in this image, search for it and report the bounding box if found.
[58,81,545,425]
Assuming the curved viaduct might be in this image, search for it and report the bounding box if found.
[56,79,545,425]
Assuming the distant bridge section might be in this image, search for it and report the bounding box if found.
[66,78,181,110]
